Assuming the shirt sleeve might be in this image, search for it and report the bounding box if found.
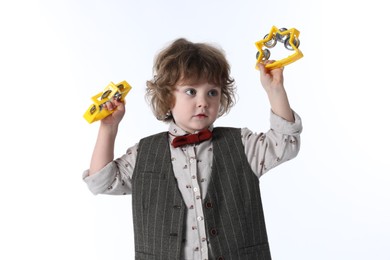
[82,143,138,195]
[242,110,302,178]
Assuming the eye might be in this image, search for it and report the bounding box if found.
[208,89,220,97]
[185,88,196,96]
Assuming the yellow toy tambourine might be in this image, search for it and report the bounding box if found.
[255,26,303,70]
[83,80,132,123]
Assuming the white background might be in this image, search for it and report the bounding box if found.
[1,0,389,259]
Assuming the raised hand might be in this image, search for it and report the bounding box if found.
[100,99,126,126]
[257,60,284,93]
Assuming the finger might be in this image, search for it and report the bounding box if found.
[113,99,123,106]
[263,60,276,65]
[271,66,284,75]
[256,62,262,70]
[259,62,271,76]
[113,100,125,111]
[255,62,263,70]
[104,101,115,111]
[258,62,271,75]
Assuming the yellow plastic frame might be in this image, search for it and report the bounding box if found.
[255,26,303,70]
[83,80,132,123]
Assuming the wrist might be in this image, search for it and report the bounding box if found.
[99,123,119,136]
[265,85,286,98]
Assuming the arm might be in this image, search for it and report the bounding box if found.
[89,100,125,176]
[257,61,294,122]
[243,62,301,177]
[242,111,302,177]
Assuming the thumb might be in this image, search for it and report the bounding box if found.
[256,62,265,74]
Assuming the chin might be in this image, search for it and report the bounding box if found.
[196,125,211,131]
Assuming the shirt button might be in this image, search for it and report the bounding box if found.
[190,158,196,163]
[209,227,218,236]
[197,216,204,221]
[193,187,199,192]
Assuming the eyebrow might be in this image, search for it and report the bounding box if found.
[177,83,220,88]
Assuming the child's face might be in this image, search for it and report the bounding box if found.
[171,82,221,133]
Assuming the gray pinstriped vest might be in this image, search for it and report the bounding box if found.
[132,127,272,260]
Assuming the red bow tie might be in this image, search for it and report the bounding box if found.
[171,129,213,148]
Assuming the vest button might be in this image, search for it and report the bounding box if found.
[217,256,224,260]
[209,227,218,236]
[205,201,213,208]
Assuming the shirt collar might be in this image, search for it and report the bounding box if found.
[168,121,214,137]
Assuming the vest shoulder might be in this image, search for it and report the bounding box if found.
[213,127,241,134]
[139,131,168,143]
[213,126,241,130]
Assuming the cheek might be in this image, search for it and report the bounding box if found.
[212,98,222,108]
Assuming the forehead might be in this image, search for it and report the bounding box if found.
[176,72,222,86]
[176,82,221,89]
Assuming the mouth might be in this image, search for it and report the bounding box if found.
[194,114,207,118]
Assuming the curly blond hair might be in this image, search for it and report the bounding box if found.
[146,38,236,122]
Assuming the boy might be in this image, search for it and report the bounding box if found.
[83,38,302,260]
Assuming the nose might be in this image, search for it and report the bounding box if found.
[197,95,208,108]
